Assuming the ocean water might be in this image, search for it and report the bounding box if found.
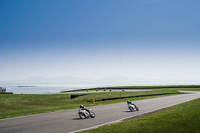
[0,82,107,94]
[0,82,134,94]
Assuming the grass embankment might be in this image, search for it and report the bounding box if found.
[62,85,200,92]
[0,89,180,119]
[81,98,200,133]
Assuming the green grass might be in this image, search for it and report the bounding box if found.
[62,85,200,92]
[0,89,180,119]
[81,98,200,133]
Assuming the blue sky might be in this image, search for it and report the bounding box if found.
[0,0,200,81]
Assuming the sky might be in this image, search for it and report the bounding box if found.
[0,0,200,81]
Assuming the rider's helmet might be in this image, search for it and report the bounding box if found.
[80,104,84,108]
[127,100,130,104]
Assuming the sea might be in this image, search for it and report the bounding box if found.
[0,81,199,94]
[0,82,108,94]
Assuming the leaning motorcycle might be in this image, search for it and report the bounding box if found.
[78,108,95,119]
[128,103,139,112]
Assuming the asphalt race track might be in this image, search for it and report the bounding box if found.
[0,91,200,133]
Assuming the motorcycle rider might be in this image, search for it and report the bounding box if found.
[127,100,133,105]
[127,100,139,111]
[80,104,90,112]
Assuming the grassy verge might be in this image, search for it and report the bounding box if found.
[0,89,180,119]
[80,98,200,133]
[62,85,200,92]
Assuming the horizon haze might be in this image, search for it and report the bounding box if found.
[0,75,199,86]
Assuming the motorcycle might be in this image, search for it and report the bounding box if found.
[78,108,95,119]
[128,103,139,112]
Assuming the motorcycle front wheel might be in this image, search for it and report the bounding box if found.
[90,112,95,118]
[135,106,139,111]
[79,113,86,119]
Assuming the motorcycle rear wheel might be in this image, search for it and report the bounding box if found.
[90,112,95,118]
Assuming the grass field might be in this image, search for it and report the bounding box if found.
[80,98,200,133]
[62,85,200,92]
[0,88,180,119]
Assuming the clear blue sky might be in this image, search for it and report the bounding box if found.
[0,0,200,81]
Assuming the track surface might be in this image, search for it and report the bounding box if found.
[0,91,200,133]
